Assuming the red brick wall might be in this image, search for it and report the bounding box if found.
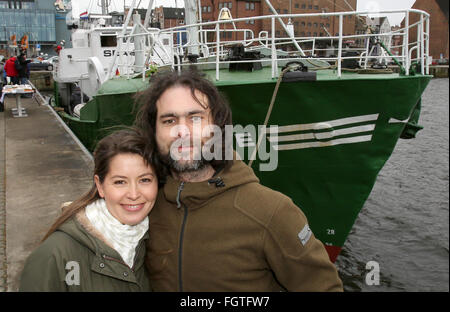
[261,0,357,38]
[407,0,449,60]
[199,0,356,47]
[200,0,262,42]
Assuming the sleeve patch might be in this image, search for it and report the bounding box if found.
[298,224,312,246]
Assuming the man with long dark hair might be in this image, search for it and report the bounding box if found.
[135,69,343,292]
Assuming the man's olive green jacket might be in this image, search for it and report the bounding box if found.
[147,159,343,291]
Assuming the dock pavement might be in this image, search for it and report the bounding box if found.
[0,94,93,291]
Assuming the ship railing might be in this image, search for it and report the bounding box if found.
[116,8,430,80]
[109,9,175,81]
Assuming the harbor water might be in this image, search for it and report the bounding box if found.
[335,78,449,292]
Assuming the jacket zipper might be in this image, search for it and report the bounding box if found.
[176,181,187,292]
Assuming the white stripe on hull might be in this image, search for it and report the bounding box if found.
[266,114,379,134]
[235,114,380,151]
[274,135,373,150]
[268,124,376,142]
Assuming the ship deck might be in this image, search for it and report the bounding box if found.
[0,95,93,291]
[203,67,421,87]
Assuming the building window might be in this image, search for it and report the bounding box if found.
[326,23,330,27]
[208,6,212,12]
[307,22,311,27]
[203,6,207,12]
[228,2,232,9]
[301,4,306,9]
[283,9,288,14]
[313,32,317,36]
[295,3,299,8]
[245,2,255,11]
[308,5,312,9]
[320,32,323,36]
[307,32,311,36]
[314,22,318,27]
[294,21,299,26]
[301,21,305,26]
[300,32,305,36]
[314,5,319,10]
[219,3,223,9]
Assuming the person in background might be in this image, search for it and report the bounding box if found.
[15,53,31,85]
[54,40,64,55]
[0,59,5,85]
[4,55,19,85]
[19,129,158,291]
[0,59,5,112]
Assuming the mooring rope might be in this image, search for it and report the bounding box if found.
[248,64,301,168]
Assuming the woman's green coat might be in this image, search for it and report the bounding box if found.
[19,209,151,291]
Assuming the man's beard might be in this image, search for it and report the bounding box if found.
[158,149,209,173]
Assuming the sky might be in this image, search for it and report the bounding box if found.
[73,0,416,26]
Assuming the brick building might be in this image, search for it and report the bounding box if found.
[200,0,357,43]
[200,0,263,42]
[402,0,449,61]
[390,25,403,56]
[260,0,357,39]
[154,6,186,29]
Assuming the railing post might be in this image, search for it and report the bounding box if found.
[312,38,315,56]
[420,14,425,75]
[416,12,421,65]
[364,34,370,69]
[216,24,220,81]
[337,14,343,77]
[426,15,430,75]
[271,17,276,79]
[404,10,409,75]
[170,28,175,71]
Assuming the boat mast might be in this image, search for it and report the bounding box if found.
[100,0,109,15]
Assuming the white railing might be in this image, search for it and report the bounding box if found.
[113,8,430,80]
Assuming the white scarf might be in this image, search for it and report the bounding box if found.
[85,199,148,268]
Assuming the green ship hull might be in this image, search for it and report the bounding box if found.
[55,68,432,261]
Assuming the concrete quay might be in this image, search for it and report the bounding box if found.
[0,94,93,291]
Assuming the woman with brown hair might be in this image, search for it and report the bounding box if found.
[19,129,158,291]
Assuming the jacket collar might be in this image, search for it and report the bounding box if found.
[57,209,149,274]
[162,159,259,209]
